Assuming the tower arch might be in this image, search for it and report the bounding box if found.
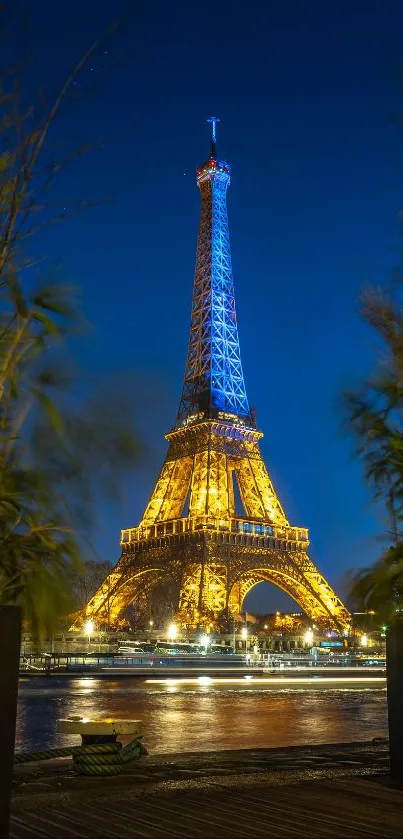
[228,565,343,628]
[86,568,164,626]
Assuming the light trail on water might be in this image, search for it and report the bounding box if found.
[146,676,386,687]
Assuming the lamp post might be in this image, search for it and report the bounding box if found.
[241,626,248,662]
[168,623,177,645]
[149,619,154,641]
[200,634,209,655]
[84,619,94,653]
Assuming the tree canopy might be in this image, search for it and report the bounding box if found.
[344,288,403,622]
[0,21,141,636]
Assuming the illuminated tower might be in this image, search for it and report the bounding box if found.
[85,120,350,632]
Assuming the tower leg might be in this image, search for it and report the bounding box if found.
[178,558,227,629]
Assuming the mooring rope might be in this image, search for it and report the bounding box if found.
[14,737,147,776]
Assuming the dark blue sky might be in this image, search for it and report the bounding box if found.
[18,0,403,612]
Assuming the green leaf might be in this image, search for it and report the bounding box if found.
[31,389,64,434]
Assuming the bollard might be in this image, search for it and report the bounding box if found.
[386,618,403,787]
[57,718,143,775]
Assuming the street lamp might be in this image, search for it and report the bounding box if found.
[84,619,94,652]
[168,623,177,644]
[200,634,209,654]
[360,634,368,648]
[241,625,248,661]
[304,628,313,647]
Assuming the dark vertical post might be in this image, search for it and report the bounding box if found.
[386,618,403,787]
[0,605,21,837]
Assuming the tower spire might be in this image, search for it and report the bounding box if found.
[176,119,252,428]
[207,116,220,157]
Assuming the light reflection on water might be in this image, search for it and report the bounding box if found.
[16,677,387,754]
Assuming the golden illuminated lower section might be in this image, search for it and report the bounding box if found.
[84,567,163,627]
[178,563,227,619]
[228,559,349,628]
[138,423,287,528]
[121,516,308,545]
[141,457,192,524]
[84,421,351,633]
[235,440,287,524]
[190,450,229,517]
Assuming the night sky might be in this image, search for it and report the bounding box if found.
[14,0,403,612]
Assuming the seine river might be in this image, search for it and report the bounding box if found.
[16,677,387,754]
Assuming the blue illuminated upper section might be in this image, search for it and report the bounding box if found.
[176,137,253,429]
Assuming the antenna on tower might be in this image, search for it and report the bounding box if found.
[207,116,220,157]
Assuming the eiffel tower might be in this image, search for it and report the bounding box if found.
[86,119,350,632]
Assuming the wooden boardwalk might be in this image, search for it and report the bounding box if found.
[10,776,403,838]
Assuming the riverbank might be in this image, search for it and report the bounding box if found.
[19,651,386,679]
[19,669,387,683]
[11,740,403,838]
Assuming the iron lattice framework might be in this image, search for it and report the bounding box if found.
[177,152,251,424]
[85,120,351,633]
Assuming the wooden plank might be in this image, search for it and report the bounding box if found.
[9,777,403,838]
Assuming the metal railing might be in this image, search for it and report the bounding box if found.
[121,516,309,545]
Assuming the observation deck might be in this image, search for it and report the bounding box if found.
[121,516,309,553]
